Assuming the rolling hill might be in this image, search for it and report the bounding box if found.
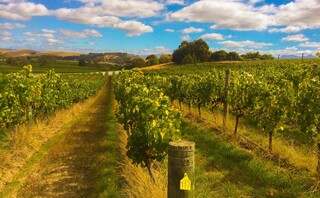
[0,49,81,57]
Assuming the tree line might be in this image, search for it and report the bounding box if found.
[0,54,57,67]
[125,54,172,69]
[172,39,275,64]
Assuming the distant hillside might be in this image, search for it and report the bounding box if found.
[0,49,81,57]
[79,52,140,65]
[0,49,140,66]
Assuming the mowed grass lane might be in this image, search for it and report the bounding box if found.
[1,77,121,197]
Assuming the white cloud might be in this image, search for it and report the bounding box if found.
[42,29,57,34]
[181,35,190,41]
[53,2,155,36]
[60,29,103,38]
[0,22,24,42]
[165,28,174,32]
[281,34,309,42]
[268,26,302,33]
[299,42,320,48]
[256,4,278,14]
[47,38,59,45]
[200,33,224,40]
[154,46,172,54]
[0,2,50,20]
[25,38,38,43]
[210,24,218,30]
[87,42,96,46]
[285,46,298,51]
[166,0,184,5]
[181,26,204,34]
[0,31,11,36]
[55,0,163,19]
[0,22,25,30]
[23,31,55,39]
[168,0,320,32]
[0,36,17,43]
[168,0,271,31]
[219,40,273,49]
[55,10,121,28]
[249,0,263,5]
[141,46,173,55]
[112,21,153,37]
[0,0,24,2]
[274,0,320,30]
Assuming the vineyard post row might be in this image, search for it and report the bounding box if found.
[144,63,320,173]
[223,69,230,131]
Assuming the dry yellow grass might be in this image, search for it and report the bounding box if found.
[173,101,318,173]
[37,51,81,57]
[140,63,173,70]
[0,49,81,57]
[117,125,167,198]
[0,95,97,192]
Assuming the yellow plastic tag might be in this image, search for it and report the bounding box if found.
[180,173,191,191]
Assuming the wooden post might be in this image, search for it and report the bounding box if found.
[223,70,230,131]
[168,141,195,198]
[302,53,304,62]
[317,143,320,173]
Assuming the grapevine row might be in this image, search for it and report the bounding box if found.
[145,62,320,171]
[0,65,106,129]
[113,69,181,180]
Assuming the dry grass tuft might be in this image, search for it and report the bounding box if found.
[0,95,96,192]
[117,125,167,198]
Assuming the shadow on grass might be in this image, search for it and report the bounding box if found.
[180,121,313,197]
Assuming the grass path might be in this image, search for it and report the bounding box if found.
[1,77,120,197]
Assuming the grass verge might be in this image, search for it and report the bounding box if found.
[1,77,122,197]
[180,120,319,197]
[0,90,97,193]
[173,100,318,173]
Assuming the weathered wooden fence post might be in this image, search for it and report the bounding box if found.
[223,70,230,131]
[168,140,195,198]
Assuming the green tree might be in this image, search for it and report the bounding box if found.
[211,50,227,61]
[172,41,189,64]
[226,51,240,61]
[133,58,147,67]
[0,52,5,63]
[159,54,172,64]
[146,54,159,66]
[78,59,87,66]
[192,39,210,62]
[172,39,210,64]
[6,57,17,66]
[181,54,197,64]
[17,57,30,66]
[39,55,56,67]
[260,54,275,60]
[316,52,320,58]
[241,52,261,60]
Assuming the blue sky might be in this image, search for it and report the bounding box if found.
[0,0,320,56]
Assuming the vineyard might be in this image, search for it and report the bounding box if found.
[142,60,320,172]
[1,60,320,197]
[0,65,106,129]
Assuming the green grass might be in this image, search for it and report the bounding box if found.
[0,77,122,197]
[0,64,101,73]
[93,77,122,197]
[180,120,319,197]
[0,60,123,74]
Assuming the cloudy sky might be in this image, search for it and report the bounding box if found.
[0,0,320,56]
